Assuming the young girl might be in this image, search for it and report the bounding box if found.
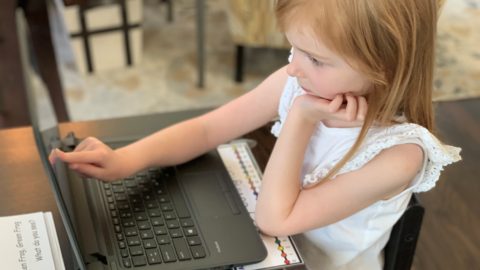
[51,0,461,269]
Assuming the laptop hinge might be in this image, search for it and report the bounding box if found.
[61,131,80,151]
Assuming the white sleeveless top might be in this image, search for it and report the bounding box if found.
[271,76,462,270]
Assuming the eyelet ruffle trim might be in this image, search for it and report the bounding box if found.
[303,123,461,192]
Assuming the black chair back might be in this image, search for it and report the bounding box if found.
[383,194,425,270]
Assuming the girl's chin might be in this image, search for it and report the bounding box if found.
[301,87,318,96]
[300,86,336,100]
[303,90,333,101]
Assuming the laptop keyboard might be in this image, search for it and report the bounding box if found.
[102,167,206,268]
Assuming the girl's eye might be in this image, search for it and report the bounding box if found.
[308,55,325,67]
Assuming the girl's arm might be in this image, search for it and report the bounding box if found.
[121,66,288,170]
[52,66,289,181]
[255,95,424,236]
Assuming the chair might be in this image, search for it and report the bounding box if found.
[65,0,172,74]
[224,0,290,83]
[74,0,139,73]
[383,194,425,270]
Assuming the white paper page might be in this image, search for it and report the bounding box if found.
[43,212,65,270]
[0,212,56,270]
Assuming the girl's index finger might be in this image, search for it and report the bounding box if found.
[73,137,98,152]
[328,94,344,113]
[54,148,103,165]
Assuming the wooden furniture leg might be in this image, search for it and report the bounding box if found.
[24,0,70,123]
[0,0,70,128]
[0,0,31,128]
[234,45,244,83]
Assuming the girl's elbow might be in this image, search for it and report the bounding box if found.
[256,222,279,237]
[255,213,287,237]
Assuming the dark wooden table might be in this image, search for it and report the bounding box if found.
[0,125,76,267]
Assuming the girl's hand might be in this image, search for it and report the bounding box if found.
[48,137,132,181]
[291,94,368,126]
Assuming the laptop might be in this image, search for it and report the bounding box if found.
[16,10,267,270]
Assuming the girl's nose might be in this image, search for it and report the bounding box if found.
[286,54,304,78]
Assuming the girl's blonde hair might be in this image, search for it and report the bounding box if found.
[275,0,440,182]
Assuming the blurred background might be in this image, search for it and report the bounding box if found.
[32,0,291,128]
[21,0,480,129]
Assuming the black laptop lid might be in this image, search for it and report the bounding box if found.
[16,9,87,270]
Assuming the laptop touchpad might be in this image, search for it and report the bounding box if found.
[180,172,239,217]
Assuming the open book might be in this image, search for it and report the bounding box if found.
[0,212,65,270]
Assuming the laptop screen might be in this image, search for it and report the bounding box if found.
[16,9,87,270]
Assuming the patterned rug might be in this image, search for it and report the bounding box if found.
[434,0,480,101]
[34,0,480,128]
